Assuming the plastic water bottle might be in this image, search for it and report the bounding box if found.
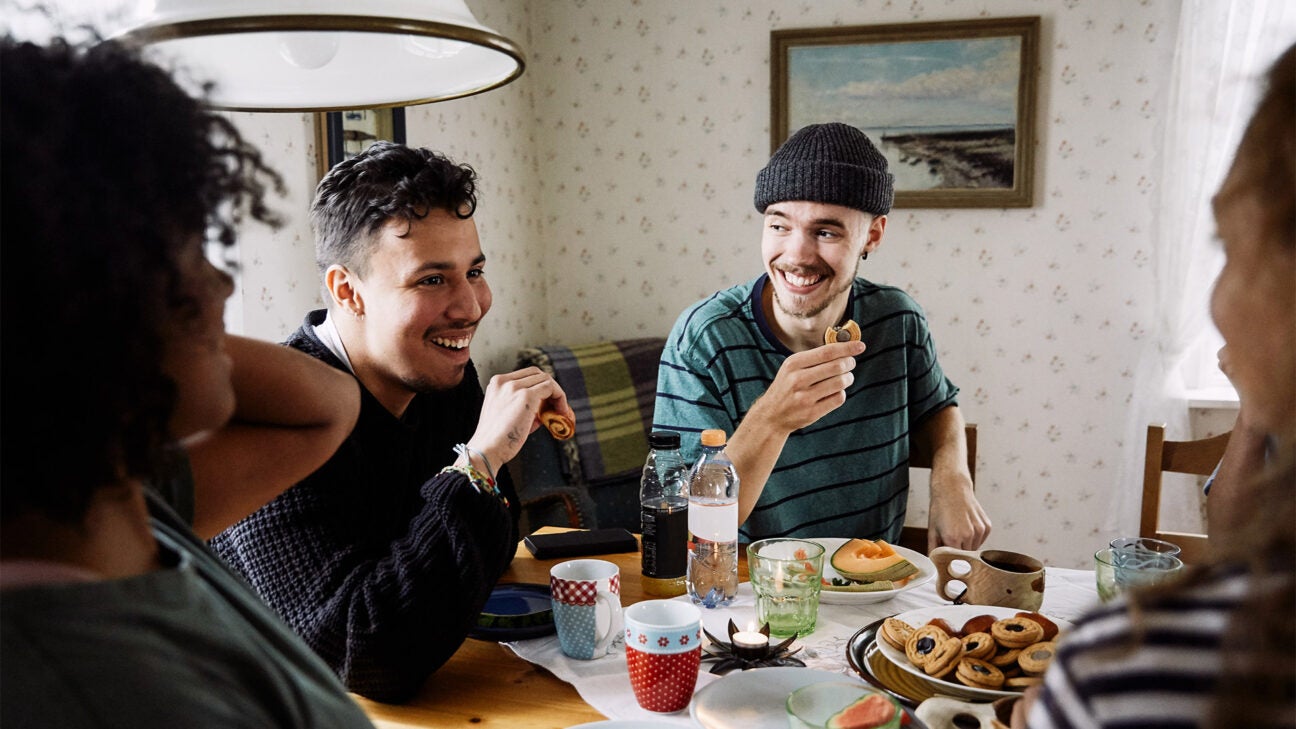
[640,431,689,597]
[686,429,739,608]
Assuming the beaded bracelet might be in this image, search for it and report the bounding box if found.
[439,464,510,509]
[452,443,496,482]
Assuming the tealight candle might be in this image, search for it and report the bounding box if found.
[731,630,769,660]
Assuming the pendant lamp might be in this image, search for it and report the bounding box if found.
[113,0,525,111]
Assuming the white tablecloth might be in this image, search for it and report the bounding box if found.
[506,567,1098,727]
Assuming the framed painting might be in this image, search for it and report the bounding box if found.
[314,107,407,181]
[771,16,1040,208]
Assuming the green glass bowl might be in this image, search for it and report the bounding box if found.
[786,681,903,729]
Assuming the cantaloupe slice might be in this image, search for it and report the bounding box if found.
[829,538,918,583]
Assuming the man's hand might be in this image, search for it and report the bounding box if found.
[465,367,571,476]
[928,469,992,552]
[746,340,865,432]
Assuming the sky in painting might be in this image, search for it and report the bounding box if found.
[786,36,1021,133]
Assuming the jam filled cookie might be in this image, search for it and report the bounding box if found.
[824,319,862,344]
[1006,676,1044,689]
[880,618,915,651]
[955,657,1005,690]
[905,625,950,668]
[960,631,996,660]
[989,646,1022,669]
[991,617,1045,648]
[539,410,575,440]
[923,636,964,678]
[1017,641,1057,675]
[1016,611,1061,641]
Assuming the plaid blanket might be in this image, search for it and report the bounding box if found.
[516,337,665,484]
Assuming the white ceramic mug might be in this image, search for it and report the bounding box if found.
[550,559,623,660]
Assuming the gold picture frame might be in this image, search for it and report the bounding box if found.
[314,108,407,181]
[771,16,1040,209]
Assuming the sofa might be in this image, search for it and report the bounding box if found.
[506,337,667,534]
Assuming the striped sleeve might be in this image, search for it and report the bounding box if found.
[1027,569,1256,729]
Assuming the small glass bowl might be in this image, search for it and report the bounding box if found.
[785,681,902,729]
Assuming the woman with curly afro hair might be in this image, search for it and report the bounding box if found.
[0,25,372,728]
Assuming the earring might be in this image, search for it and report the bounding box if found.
[861,251,869,260]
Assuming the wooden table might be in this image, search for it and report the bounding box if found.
[353,528,743,728]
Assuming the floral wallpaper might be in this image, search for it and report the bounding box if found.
[226,0,1246,568]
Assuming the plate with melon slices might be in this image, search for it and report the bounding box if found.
[809,538,935,605]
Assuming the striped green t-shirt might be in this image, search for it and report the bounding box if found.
[653,274,958,542]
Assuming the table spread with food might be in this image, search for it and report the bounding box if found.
[353,528,1101,729]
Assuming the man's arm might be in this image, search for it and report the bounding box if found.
[1207,407,1269,542]
[727,340,865,524]
[924,405,991,551]
[184,335,360,539]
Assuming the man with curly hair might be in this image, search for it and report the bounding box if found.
[0,27,373,728]
[211,141,576,702]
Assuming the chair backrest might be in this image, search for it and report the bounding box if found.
[1140,423,1231,564]
[898,423,977,555]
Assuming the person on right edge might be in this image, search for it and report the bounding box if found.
[653,122,991,551]
[1204,402,1275,539]
[1015,42,1296,729]
[211,141,574,703]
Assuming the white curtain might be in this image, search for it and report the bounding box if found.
[1109,0,1296,536]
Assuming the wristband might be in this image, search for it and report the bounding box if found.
[440,464,510,509]
[453,443,496,482]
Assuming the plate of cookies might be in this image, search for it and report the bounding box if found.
[872,605,1067,700]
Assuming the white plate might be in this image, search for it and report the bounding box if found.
[567,716,684,721]
[809,538,935,605]
[689,667,869,729]
[874,604,1071,700]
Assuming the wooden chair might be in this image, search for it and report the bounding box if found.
[1140,424,1231,564]
[898,423,977,555]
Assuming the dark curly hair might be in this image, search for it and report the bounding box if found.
[1,31,284,523]
[310,140,478,277]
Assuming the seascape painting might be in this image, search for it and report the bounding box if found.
[771,17,1039,208]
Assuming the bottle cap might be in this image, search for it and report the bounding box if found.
[649,431,681,449]
[700,429,727,447]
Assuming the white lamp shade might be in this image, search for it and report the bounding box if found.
[113,0,525,111]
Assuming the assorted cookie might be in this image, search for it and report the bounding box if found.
[955,657,1005,690]
[538,409,575,440]
[879,617,914,651]
[824,319,862,344]
[960,631,996,660]
[883,611,1064,692]
[1017,640,1057,675]
[990,616,1045,648]
[904,625,950,669]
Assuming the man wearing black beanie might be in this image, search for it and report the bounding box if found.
[654,123,991,551]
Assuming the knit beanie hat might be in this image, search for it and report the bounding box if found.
[754,122,894,216]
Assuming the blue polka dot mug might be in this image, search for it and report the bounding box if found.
[550,559,623,660]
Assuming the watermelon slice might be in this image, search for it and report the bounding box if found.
[825,693,902,729]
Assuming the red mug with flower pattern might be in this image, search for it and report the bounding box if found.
[623,599,702,713]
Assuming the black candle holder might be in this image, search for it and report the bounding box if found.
[700,619,805,675]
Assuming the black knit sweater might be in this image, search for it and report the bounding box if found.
[210,310,519,702]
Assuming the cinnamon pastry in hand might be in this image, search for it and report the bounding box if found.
[539,409,575,440]
[824,319,862,344]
